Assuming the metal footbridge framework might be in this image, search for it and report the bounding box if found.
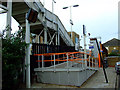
[0,0,99,87]
[1,0,74,46]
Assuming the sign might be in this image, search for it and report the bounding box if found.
[89,46,94,49]
[83,25,86,35]
[26,8,38,23]
[101,50,103,52]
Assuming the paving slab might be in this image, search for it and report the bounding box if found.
[81,67,116,88]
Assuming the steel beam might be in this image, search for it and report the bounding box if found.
[25,15,31,88]
[0,9,7,14]
[6,0,12,38]
[44,28,47,44]
[0,4,8,11]
[12,9,28,16]
[21,21,41,27]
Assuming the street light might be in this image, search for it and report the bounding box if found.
[63,4,79,40]
[52,0,56,13]
[90,38,108,83]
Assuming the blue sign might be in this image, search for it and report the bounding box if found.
[75,37,78,43]
[89,46,94,49]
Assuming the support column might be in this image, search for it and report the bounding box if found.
[57,28,60,45]
[83,25,87,68]
[6,0,12,38]
[56,33,57,45]
[84,35,87,68]
[25,16,31,88]
[44,28,47,44]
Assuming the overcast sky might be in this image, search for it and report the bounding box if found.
[0,0,120,48]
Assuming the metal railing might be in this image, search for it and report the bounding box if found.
[34,51,99,72]
[32,43,76,54]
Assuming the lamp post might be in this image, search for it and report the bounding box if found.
[63,4,79,40]
[90,38,108,83]
[52,0,56,13]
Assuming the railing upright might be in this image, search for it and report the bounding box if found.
[54,54,56,72]
[67,53,69,72]
[89,56,90,69]
[38,55,40,68]
[82,54,84,69]
[92,58,93,69]
[51,55,53,66]
[42,55,44,72]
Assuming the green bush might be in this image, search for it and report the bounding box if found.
[2,29,26,89]
[108,52,120,56]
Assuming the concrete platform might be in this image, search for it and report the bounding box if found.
[34,61,97,87]
[31,67,116,88]
[81,67,116,88]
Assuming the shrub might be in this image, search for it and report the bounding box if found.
[2,29,26,89]
[108,52,119,56]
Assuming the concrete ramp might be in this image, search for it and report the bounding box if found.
[34,52,98,86]
[35,67,96,86]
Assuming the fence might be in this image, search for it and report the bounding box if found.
[32,43,76,55]
[34,51,99,72]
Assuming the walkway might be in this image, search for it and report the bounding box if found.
[81,67,116,88]
[31,67,116,88]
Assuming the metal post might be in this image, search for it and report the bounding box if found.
[95,39,108,83]
[25,15,31,88]
[56,33,57,45]
[83,32,87,68]
[67,53,69,72]
[52,0,56,13]
[58,28,60,45]
[42,55,44,72]
[44,28,47,44]
[82,54,84,69]
[51,55,53,66]
[95,59,96,69]
[89,56,90,69]
[97,60,99,69]
[92,58,93,69]
[43,0,45,6]
[70,6,72,40]
[54,54,56,72]
[38,56,40,68]
[6,0,12,38]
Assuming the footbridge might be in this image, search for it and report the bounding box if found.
[1,0,73,46]
[0,0,99,87]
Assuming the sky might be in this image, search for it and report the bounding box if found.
[0,0,120,48]
[43,0,119,44]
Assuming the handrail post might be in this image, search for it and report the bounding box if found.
[42,55,44,72]
[51,55,53,66]
[82,54,84,69]
[95,59,96,70]
[38,56,40,68]
[97,60,99,69]
[67,53,69,72]
[92,58,93,69]
[89,56,90,69]
[54,54,56,72]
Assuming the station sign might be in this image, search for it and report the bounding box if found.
[89,46,94,49]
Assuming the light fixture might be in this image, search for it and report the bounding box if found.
[73,5,79,7]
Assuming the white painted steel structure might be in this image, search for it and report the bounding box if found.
[0,0,98,88]
[0,0,74,46]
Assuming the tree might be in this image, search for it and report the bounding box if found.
[2,28,26,89]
